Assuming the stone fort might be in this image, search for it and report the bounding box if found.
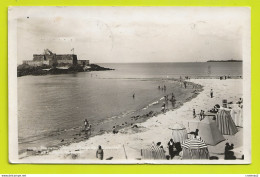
[23,49,89,67]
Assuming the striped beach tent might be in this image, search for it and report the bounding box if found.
[216,110,238,135]
[141,143,166,160]
[170,123,188,143]
[181,138,210,159]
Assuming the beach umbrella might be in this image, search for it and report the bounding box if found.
[216,110,238,135]
[189,117,225,146]
[169,123,188,143]
[141,143,166,160]
[181,138,210,160]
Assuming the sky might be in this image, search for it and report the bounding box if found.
[13,7,250,64]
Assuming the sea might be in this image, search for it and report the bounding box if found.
[17,62,242,153]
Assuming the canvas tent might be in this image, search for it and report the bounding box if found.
[216,109,238,135]
[170,123,188,143]
[189,117,225,146]
[181,138,210,160]
[141,143,166,160]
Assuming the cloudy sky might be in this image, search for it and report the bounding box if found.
[14,7,250,64]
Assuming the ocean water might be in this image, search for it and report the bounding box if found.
[18,62,242,151]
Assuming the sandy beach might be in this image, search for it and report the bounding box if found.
[20,78,243,163]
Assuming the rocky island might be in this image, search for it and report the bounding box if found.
[17,49,114,77]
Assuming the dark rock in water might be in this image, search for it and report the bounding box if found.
[61,139,64,142]
[88,64,114,71]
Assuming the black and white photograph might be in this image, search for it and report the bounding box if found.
[8,6,251,164]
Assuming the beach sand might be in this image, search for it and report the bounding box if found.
[20,78,243,163]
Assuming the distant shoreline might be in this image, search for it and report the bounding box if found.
[207,60,242,62]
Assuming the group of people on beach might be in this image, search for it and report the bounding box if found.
[161,93,176,113]
[193,109,206,121]
[220,75,232,80]
[158,85,167,92]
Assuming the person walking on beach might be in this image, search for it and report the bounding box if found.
[193,109,196,118]
[96,145,104,160]
[210,89,213,98]
[133,93,135,99]
[171,93,175,101]
[164,96,168,109]
[199,110,203,121]
[184,81,187,89]
[84,119,89,130]
[164,85,166,92]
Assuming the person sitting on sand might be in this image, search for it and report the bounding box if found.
[224,143,235,160]
[96,145,104,160]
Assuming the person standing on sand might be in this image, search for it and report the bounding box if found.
[167,139,175,159]
[161,103,166,113]
[164,96,168,109]
[199,110,203,121]
[84,119,89,130]
[193,109,196,118]
[96,145,104,160]
[133,93,135,99]
[184,81,187,89]
[210,89,213,98]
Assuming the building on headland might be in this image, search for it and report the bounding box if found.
[22,49,89,67]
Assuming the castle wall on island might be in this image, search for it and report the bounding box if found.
[23,60,50,66]
[23,50,88,67]
[77,60,89,66]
